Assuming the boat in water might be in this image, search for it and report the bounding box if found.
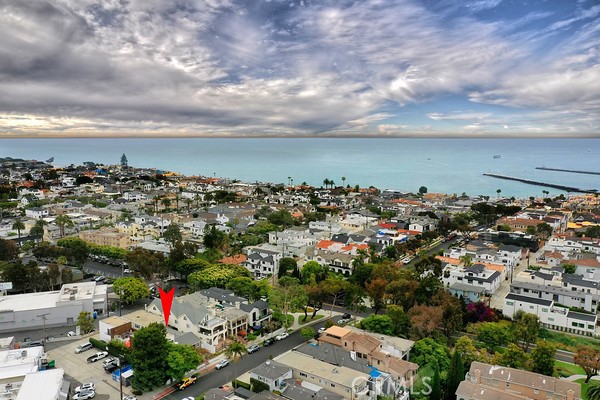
[493,155,501,159]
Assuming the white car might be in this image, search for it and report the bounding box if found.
[75,383,95,393]
[318,327,326,334]
[72,390,95,400]
[123,396,137,400]
[67,331,76,337]
[275,332,289,341]
[215,359,230,370]
[123,268,131,274]
[87,351,109,362]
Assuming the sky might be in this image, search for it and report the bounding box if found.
[0,0,599,137]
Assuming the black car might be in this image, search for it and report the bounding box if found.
[105,363,119,373]
[263,338,275,346]
[342,313,351,319]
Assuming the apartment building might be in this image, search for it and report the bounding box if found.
[456,361,581,400]
[509,280,599,313]
[79,227,131,249]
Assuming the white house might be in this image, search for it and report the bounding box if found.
[250,360,293,392]
[441,264,502,295]
[244,246,283,279]
[123,191,146,202]
[509,280,599,313]
[25,207,49,219]
[503,293,597,337]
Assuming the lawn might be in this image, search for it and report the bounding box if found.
[575,378,589,400]
[540,329,600,352]
[554,360,586,378]
[297,314,324,325]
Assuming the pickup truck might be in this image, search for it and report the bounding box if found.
[87,351,109,363]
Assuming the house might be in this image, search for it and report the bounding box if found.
[306,250,356,276]
[244,246,283,279]
[250,360,293,392]
[441,263,502,295]
[456,361,581,400]
[79,228,131,249]
[25,207,49,219]
[200,287,272,329]
[509,280,599,313]
[99,316,132,343]
[503,293,597,337]
[123,191,147,202]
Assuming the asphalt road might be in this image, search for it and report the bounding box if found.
[162,318,334,400]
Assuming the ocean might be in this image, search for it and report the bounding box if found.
[1,138,599,198]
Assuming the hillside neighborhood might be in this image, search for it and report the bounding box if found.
[0,156,599,400]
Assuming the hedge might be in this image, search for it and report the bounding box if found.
[233,380,251,390]
[250,378,270,393]
[89,337,108,351]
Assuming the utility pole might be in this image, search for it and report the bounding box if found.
[118,355,124,400]
[37,313,50,342]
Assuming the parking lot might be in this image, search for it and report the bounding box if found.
[47,337,137,400]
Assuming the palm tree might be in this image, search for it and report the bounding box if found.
[323,178,330,189]
[330,180,335,189]
[152,196,160,214]
[55,215,74,238]
[174,194,180,212]
[161,197,171,212]
[341,176,346,187]
[12,219,25,245]
[288,176,292,186]
[30,219,47,242]
[496,189,501,198]
[459,255,473,267]
[225,341,247,386]
[185,198,193,212]
[588,383,600,400]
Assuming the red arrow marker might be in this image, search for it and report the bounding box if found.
[158,287,175,326]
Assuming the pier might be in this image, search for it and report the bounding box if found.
[483,173,598,193]
[535,167,600,176]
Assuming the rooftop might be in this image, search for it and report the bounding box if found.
[16,368,64,400]
[0,291,59,312]
[58,282,96,302]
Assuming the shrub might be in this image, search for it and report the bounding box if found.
[89,337,108,351]
[250,378,270,393]
[132,389,143,396]
[233,380,251,390]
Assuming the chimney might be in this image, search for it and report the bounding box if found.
[473,369,481,384]
[567,389,574,400]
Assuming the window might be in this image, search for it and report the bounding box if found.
[300,372,307,377]
[548,318,554,322]
[331,384,336,388]
[542,308,548,312]
[534,389,539,394]
[572,322,578,327]
[589,325,594,330]
[529,305,534,309]
[506,301,514,306]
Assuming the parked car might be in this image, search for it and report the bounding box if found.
[75,343,93,353]
[318,327,326,334]
[93,275,106,282]
[104,363,119,373]
[102,357,117,367]
[337,318,350,325]
[72,390,95,400]
[342,313,351,319]
[67,331,77,337]
[263,337,275,346]
[25,340,44,348]
[123,268,131,274]
[275,332,289,341]
[123,396,137,400]
[215,359,230,370]
[75,383,95,393]
[87,351,109,363]
[247,344,260,354]
[176,376,197,390]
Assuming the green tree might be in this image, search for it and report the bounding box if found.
[113,277,150,304]
[536,222,553,239]
[0,238,19,261]
[584,225,600,239]
[29,219,47,241]
[458,255,473,268]
[11,219,25,245]
[430,364,441,400]
[268,276,307,328]
[61,267,73,285]
[454,335,491,369]
[76,311,95,334]
[412,338,450,372]
[160,197,171,211]
[0,260,29,291]
[188,264,251,290]
[132,323,170,390]
[385,304,411,337]
[203,225,229,251]
[300,327,315,340]
[278,257,297,278]
[55,215,74,238]
[125,248,166,280]
[267,210,294,227]
[445,351,464,400]
[165,343,201,381]
[163,223,182,248]
[366,277,388,314]
[476,321,513,352]
[225,341,247,385]
[300,261,328,284]
[494,343,529,369]
[562,263,577,274]
[513,311,540,352]
[121,153,128,166]
[226,277,261,302]
[360,315,394,336]
[419,186,428,195]
[531,340,556,376]
[173,258,210,279]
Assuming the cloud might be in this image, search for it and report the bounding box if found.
[0,0,597,136]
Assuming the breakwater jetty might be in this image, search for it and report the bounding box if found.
[483,173,598,193]
[535,167,600,176]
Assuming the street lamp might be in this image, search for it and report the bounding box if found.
[37,313,50,342]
